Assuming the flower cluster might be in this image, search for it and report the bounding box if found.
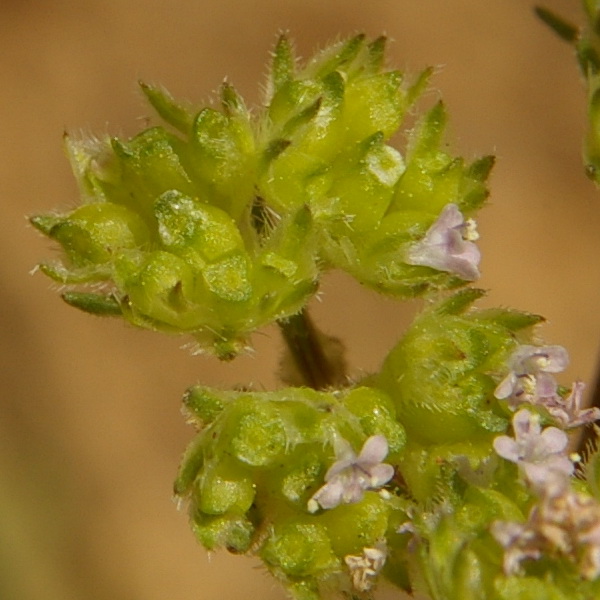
[176,385,404,598]
[31,35,491,357]
[492,410,600,581]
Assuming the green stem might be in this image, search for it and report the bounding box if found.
[277,308,345,390]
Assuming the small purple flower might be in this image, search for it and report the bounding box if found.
[494,345,569,407]
[493,409,573,489]
[491,519,542,576]
[405,203,481,281]
[544,381,600,429]
[307,435,394,513]
[492,483,600,579]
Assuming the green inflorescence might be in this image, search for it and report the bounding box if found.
[31,32,600,600]
[31,34,492,358]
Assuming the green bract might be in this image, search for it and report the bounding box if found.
[31,34,492,357]
[378,289,543,445]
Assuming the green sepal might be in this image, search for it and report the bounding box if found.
[174,431,206,496]
[408,100,447,158]
[30,214,61,236]
[406,66,434,106]
[261,521,339,578]
[190,510,255,553]
[342,386,406,460]
[62,133,115,202]
[319,491,389,557]
[61,292,122,317]
[138,81,195,134]
[270,35,296,95]
[190,107,255,220]
[365,35,387,73]
[461,155,495,212]
[343,70,404,142]
[198,459,256,515]
[280,96,323,140]
[304,33,366,80]
[220,81,246,117]
[154,190,245,262]
[110,127,195,221]
[36,203,150,267]
[262,138,292,164]
[183,385,227,426]
[471,308,545,332]
[37,262,110,284]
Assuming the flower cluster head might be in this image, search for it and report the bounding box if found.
[492,409,600,581]
[492,486,600,580]
[176,384,405,599]
[31,34,492,357]
[307,435,394,513]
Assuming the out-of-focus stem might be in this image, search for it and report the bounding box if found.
[277,309,346,390]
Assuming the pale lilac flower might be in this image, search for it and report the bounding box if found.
[543,381,600,429]
[493,409,573,489]
[344,541,387,592]
[307,435,394,513]
[491,519,542,576]
[492,484,600,579]
[494,345,569,407]
[405,203,481,281]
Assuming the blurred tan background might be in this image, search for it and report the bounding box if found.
[1,1,597,599]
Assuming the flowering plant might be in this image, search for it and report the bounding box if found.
[30,10,600,600]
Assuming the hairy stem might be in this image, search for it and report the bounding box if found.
[277,308,346,390]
